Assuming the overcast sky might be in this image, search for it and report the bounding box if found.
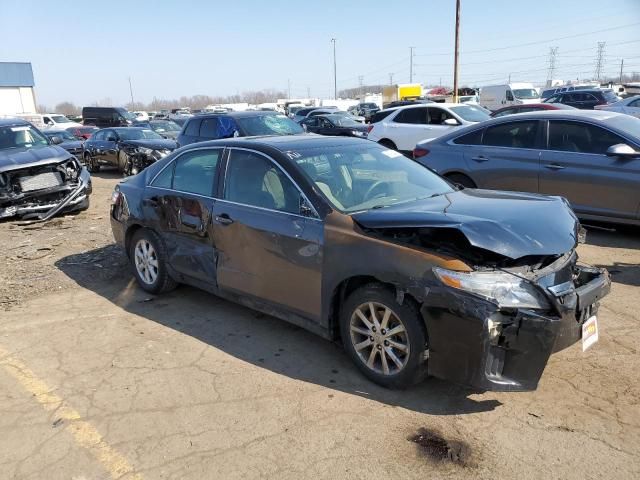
[1,0,639,107]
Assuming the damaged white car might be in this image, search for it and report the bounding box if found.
[0,118,91,221]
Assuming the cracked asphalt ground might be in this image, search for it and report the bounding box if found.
[1,173,639,479]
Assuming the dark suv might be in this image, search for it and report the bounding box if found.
[544,89,619,110]
[176,111,304,147]
[357,103,381,122]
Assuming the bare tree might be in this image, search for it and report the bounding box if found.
[37,104,49,113]
[54,102,80,115]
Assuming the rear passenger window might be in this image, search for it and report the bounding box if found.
[199,118,220,139]
[453,129,482,145]
[184,119,201,137]
[483,121,538,148]
[172,149,221,196]
[393,108,428,124]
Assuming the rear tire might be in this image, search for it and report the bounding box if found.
[378,139,398,150]
[129,228,177,294]
[445,173,476,188]
[340,283,427,389]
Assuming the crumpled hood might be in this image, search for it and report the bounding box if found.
[0,145,71,173]
[123,139,177,150]
[352,189,579,260]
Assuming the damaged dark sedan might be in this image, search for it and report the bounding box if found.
[0,118,91,221]
[110,136,610,391]
[83,127,177,176]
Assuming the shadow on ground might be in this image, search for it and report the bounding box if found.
[56,245,502,416]
[583,226,640,287]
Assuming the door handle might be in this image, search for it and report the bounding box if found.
[544,163,566,170]
[471,156,489,162]
[215,214,234,225]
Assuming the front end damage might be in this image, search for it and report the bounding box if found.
[0,157,92,222]
[355,196,611,391]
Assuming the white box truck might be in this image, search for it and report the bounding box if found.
[479,83,540,111]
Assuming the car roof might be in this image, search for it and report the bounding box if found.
[188,111,281,120]
[183,134,367,153]
[0,117,31,127]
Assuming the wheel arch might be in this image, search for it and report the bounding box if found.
[328,275,424,341]
[124,223,145,258]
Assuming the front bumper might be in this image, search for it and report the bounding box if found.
[425,263,611,392]
[0,167,92,223]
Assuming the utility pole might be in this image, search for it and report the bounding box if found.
[453,0,461,103]
[389,73,394,85]
[508,73,511,83]
[331,38,337,100]
[287,79,291,99]
[409,47,415,83]
[619,59,624,83]
[547,47,559,85]
[594,42,606,82]
[358,75,364,97]
[128,77,134,106]
[307,86,311,98]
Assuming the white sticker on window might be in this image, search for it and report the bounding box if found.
[11,126,30,132]
[285,151,302,159]
[382,149,403,158]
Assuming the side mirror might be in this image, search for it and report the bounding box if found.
[50,135,63,145]
[606,143,640,158]
[444,118,459,126]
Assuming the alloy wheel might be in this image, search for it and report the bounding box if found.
[134,239,159,285]
[349,302,410,375]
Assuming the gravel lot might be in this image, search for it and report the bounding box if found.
[1,174,639,479]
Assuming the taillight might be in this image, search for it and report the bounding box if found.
[413,147,430,159]
[367,124,374,133]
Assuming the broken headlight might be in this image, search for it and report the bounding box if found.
[137,147,154,156]
[433,267,551,309]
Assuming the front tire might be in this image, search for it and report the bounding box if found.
[129,229,177,294]
[85,153,100,173]
[340,284,427,389]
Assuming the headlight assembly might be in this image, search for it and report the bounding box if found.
[433,267,550,309]
[137,147,153,156]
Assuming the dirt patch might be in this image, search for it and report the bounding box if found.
[408,427,471,465]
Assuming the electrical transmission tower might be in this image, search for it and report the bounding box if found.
[547,47,559,84]
[594,42,606,81]
[358,75,364,96]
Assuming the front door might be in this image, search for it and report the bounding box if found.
[462,119,542,192]
[539,120,640,220]
[144,148,222,285]
[102,129,119,167]
[212,148,323,320]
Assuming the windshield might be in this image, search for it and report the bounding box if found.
[607,115,640,142]
[292,143,454,213]
[50,115,72,124]
[116,128,164,140]
[513,89,540,100]
[116,109,136,121]
[45,130,77,141]
[0,125,50,151]
[236,114,303,136]
[449,105,491,122]
[150,121,180,132]
[325,114,360,127]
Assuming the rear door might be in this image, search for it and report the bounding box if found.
[539,120,640,220]
[462,119,542,192]
[389,107,432,151]
[211,148,323,320]
[145,147,222,285]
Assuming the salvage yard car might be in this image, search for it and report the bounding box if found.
[413,110,640,226]
[0,118,91,221]
[42,129,84,158]
[110,135,610,391]
[84,127,177,176]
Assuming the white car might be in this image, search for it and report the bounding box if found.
[595,96,640,118]
[367,103,491,153]
[133,111,150,121]
[37,113,82,129]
